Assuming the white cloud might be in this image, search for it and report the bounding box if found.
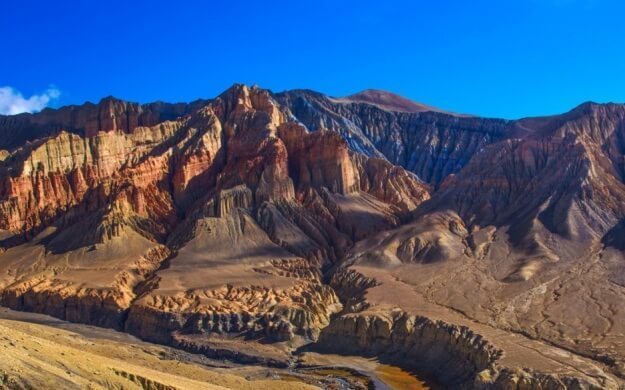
[0,86,61,115]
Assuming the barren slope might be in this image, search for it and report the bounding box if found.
[326,102,625,386]
[0,85,624,388]
[0,308,318,390]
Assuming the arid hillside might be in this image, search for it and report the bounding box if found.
[0,85,624,389]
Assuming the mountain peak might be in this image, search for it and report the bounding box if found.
[340,89,453,115]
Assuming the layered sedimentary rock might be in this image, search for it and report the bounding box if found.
[0,125,180,235]
[318,310,618,389]
[340,89,453,114]
[125,205,342,344]
[276,89,510,185]
[0,220,171,329]
[0,84,625,387]
[121,86,429,345]
[328,100,625,384]
[0,311,323,390]
[0,97,207,150]
[317,311,500,387]
[0,84,429,355]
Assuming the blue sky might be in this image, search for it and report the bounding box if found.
[1,0,624,118]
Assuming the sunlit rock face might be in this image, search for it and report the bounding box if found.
[0,84,625,387]
[0,84,428,348]
[0,97,208,150]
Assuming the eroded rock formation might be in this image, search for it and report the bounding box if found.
[0,84,624,387]
[0,84,428,350]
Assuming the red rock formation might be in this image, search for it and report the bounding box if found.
[1,84,623,386]
[0,97,208,150]
[0,83,429,355]
[342,89,454,114]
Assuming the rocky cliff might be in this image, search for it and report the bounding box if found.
[276,89,510,185]
[317,310,617,389]
[0,84,429,352]
[0,84,624,387]
[0,97,208,151]
[327,98,625,384]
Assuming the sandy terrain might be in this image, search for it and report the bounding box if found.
[0,308,315,390]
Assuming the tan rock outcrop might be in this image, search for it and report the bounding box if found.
[318,310,617,389]
[2,84,624,387]
[126,207,342,344]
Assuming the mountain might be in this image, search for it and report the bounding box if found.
[0,97,209,151]
[328,101,625,386]
[340,89,454,114]
[0,84,623,388]
[275,89,509,185]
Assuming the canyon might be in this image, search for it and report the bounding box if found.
[0,84,624,389]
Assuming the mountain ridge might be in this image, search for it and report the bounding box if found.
[337,88,458,115]
[0,83,624,388]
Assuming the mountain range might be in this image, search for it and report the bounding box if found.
[0,84,624,389]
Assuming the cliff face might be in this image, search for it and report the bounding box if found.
[317,310,618,389]
[277,89,625,384]
[328,100,625,383]
[0,84,624,387]
[0,84,429,350]
[0,97,208,151]
[121,86,429,345]
[276,89,510,185]
[0,123,183,235]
